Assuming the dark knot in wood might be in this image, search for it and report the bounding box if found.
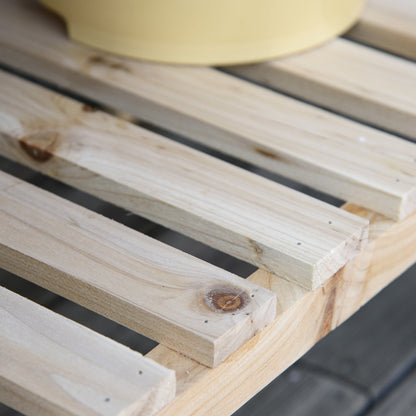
[19,131,59,163]
[205,287,249,313]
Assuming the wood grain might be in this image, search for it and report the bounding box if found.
[147,203,416,416]
[228,37,416,141]
[0,171,276,367]
[0,286,175,416]
[0,0,415,221]
[347,0,416,60]
[0,71,369,290]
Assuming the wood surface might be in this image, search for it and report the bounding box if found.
[0,286,175,416]
[0,0,415,221]
[228,37,416,141]
[0,70,369,290]
[0,171,277,367]
[347,0,416,60]
[147,203,416,416]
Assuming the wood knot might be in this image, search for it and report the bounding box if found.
[82,104,96,112]
[88,55,131,73]
[204,287,249,313]
[19,131,59,162]
[254,147,281,160]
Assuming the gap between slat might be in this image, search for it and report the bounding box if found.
[0,171,277,367]
[0,70,369,289]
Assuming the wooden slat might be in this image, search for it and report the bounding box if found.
[0,171,276,367]
[0,71,369,290]
[0,286,175,416]
[0,1,414,221]
[228,37,416,141]
[147,203,416,416]
[347,0,416,60]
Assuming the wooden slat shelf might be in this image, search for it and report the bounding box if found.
[0,0,415,415]
[0,286,175,416]
[347,0,416,61]
[0,171,276,368]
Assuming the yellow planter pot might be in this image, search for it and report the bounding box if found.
[40,0,365,65]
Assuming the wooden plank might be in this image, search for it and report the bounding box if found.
[304,262,416,398]
[228,38,416,141]
[347,0,416,60]
[0,72,369,290]
[0,1,414,222]
[0,286,175,416]
[367,368,416,416]
[146,203,416,416]
[0,171,276,367]
[233,364,368,416]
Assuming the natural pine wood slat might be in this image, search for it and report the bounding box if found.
[347,0,416,60]
[0,286,175,416]
[0,171,276,367]
[228,37,416,141]
[0,1,415,221]
[147,204,416,416]
[0,71,369,290]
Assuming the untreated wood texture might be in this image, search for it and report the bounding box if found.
[228,37,416,141]
[0,70,369,290]
[0,286,175,416]
[347,0,416,60]
[0,171,276,367]
[147,204,416,416]
[0,0,415,221]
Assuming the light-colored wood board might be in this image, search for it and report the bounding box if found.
[304,262,416,398]
[367,368,416,416]
[228,37,416,141]
[146,203,416,416]
[0,72,369,290]
[0,1,415,221]
[347,0,416,60]
[0,286,175,416]
[232,364,368,416]
[0,171,276,367]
